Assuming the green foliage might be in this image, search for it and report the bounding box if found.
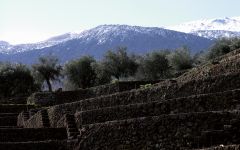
[207,38,231,59]
[207,38,240,59]
[111,79,119,84]
[136,50,171,80]
[140,83,152,89]
[102,47,138,79]
[0,63,39,98]
[231,38,240,50]
[167,47,193,72]
[3,43,228,95]
[92,62,111,86]
[192,51,207,66]
[32,56,62,92]
[64,56,96,89]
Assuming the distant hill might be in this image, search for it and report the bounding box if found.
[0,25,213,64]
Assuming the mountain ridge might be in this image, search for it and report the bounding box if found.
[167,16,240,32]
[0,24,213,64]
[166,16,240,39]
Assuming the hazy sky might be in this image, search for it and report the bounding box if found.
[1,0,240,44]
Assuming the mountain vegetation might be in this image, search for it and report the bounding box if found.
[207,38,240,59]
[0,37,239,97]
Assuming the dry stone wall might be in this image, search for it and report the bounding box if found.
[198,145,240,150]
[79,111,240,149]
[177,49,240,83]
[0,104,35,113]
[45,72,240,127]
[0,141,68,150]
[27,89,92,106]
[17,112,26,127]
[75,89,240,126]
[28,81,159,106]
[24,111,44,128]
[0,128,67,142]
[89,80,161,95]
[0,96,28,104]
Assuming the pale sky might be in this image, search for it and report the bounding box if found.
[1,0,240,44]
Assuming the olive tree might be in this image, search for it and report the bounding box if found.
[32,56,62,92]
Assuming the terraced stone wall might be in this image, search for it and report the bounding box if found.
[0,141,68,150]
[79,112,240,149]
[199,145,240,150]
[17,108,42,128]
[89,80,161,96]
[75,89,240,126]
[0,104,35,113]
[24,111,43,128]
[174,73,240,98]
[46,72,240,127]
[27,89,91,106]
[177,49,240,83]
[0,96,28,104]
[17,112,26,127]
[28,81,159,106]
[0,128,67,142]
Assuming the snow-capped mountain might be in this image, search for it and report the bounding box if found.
[191,30,240,40]
[0,41,10,51]
[166,17,240,39]
[0,32,83,54]
[167,17,240,33]
[0,25,212,64]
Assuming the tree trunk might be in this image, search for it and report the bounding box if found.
[46,79,52,92]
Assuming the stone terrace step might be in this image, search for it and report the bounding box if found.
[0,140,68,150]
[177,49,240,83]
[47,72,240,127]
[84,88,240,112]
[196,129,234,148]
[0,104,35,113]
[0,96,28,105]
[0,126,21,128]
[30,81,160,106]
[0,116,17,126]
[75,89,240,126]
[77,111,240,150]
[196,144,240,150]
[0,113,19,117]
[0,128,67,142]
